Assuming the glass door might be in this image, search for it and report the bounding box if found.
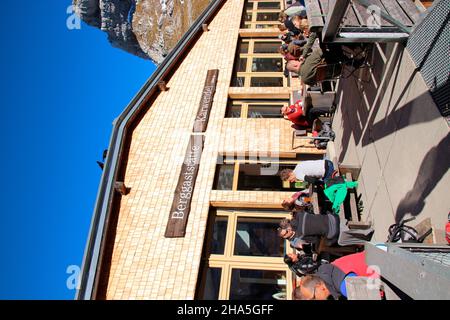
[197,209,294,300]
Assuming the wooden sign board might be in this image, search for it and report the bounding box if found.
[164,135,205,238]
[193,69,219,133]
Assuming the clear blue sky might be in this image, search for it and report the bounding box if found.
[0,1,156,299]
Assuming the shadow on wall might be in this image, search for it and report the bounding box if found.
[395,132,450,223]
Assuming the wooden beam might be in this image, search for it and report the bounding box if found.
[397,0,423,23]
[414,217,434,244]
[342,2,361,27]
[239,29,280,38]
[158,80,168,91]
[114,181,130,196]
[305,0,325,31]
[228,87,291,99]
[210,201,283,209]
[322,0,351,42]
[339,164,361,181]
[379,0,414,27]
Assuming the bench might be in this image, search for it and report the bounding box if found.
[310,164,371,256]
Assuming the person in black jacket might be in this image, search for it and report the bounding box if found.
[284,252,322,277]
[277,210,340,249]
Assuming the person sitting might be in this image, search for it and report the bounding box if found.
[279,159,335,185]
[282,190,312,212]
[294,32,368,85]
[292,251,380,300]
[287,38,307,58]
[281,100,309,127]
[278,15,303,36]
[278,45,298,62]
[284,252,322,277]
[277,210,340,249]
[282,100,332,129]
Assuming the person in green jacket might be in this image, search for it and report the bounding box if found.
[323,176,358,215]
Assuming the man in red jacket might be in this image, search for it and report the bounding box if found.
[282,100,333,128]
[292,251,380,300]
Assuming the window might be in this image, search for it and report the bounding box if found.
[225,100,288,119]
[196,209,293,300]
[231,39,287,88]
[213,158,317,191]
[199,267,222,300]
[253,42,280,53]
[229,269,286,300]
[211,216,228,255]
[258,2,281,10]
[241,0,282,29]
[234,217,284,257]
[252,58,283,72]
[250,77,284,87]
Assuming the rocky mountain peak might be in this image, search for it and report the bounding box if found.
[74,0,212,64]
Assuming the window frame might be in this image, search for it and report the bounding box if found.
[233,38,288,88]
[198,209,293,300]
[226,99,289,119]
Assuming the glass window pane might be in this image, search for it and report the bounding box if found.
[229,269,287,300]
[250,77,283,87]
[200,267,222,300]
[247,105,283,118]
[244,12,252,21]
[255,24,278,29]
[232,76,245,87]
[256,12,279,21]
[245,1,254,9]
[252,58,283,72]
[213,164,234,190]
[234,217,285,257]
[226,104,242,118]
[237,163,282,190]
[236,163,301,190]
[237,58,247,72]
[258,2,281,9]
[239,42,249,54]
[211,216,228,255]
[254,42,281,53]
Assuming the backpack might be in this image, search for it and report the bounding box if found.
[314,121,335,149]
